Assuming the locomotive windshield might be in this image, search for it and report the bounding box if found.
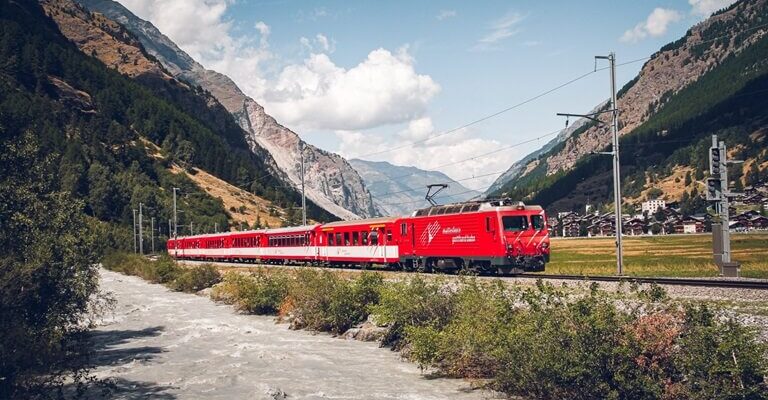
[531,215,545,230]
[502,216,528,232]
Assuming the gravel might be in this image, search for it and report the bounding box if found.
[90,269,497,400]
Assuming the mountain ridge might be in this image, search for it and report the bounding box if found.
[491,0,768,211]
[349,159,481,216]
[77,0,379,220]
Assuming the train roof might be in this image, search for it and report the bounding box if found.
[321,216,398,229]
[412,199,542,217]
[263,224,320,235]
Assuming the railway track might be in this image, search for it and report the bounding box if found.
[181,259,768,290]
[517,274,768,290]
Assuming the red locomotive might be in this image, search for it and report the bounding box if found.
[167,199,549,274]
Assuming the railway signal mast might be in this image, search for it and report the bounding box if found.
[707,134,741,277]
[557,52,624,275]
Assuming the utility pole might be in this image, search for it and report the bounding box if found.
[173,187,179,238]
[138,202,144,255]
[190,221,194,236]
[707,134,741,277]
[214,222,218,233]
[151,217,155,254]
[557,52,624,275]
[132,208,137,253]
[300,144,307,226]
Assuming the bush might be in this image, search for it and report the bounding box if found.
[145,257,182,284]
[170,264,221,293]
[407,279,513,377]
[286,270,383,334]
[212,270,289,314]
[674,304,768,398]
[102,253,181,284]
[368,275,456,348]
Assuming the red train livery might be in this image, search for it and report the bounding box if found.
[167,200,550,274]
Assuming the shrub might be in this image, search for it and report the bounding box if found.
[369,275,456,348]
[146,257,182,284]
[407,279,514,377]
[287,270,383,334]
[212,270,289,314]
[170,264,221,293]
[674,304,768,398]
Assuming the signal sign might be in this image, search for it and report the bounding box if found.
[709,146,721,176]
[706,177,722,201]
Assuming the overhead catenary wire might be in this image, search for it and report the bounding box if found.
[362,22,768,202]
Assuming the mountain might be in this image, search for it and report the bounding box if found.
[486,101,608,195]
[1,0,339,252]
[77,0,378,220]
[349,159,482,216]
[490,0,768,212]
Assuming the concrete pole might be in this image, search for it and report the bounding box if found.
[173,187,179,238]
[138,202,144,254]
[607,52,624,275]
[151,217,155,254]
[301,145,307,226]
[132,209,137,253]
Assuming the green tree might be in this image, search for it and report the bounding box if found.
[0,133,100,396]
[87,162,118,220]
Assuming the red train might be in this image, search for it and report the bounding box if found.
[167,199,550,274]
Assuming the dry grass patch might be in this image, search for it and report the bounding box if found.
[170,165,284,228]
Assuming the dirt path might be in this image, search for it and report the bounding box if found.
[91,269,493,399]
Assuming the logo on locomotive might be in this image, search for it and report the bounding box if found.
[420,221,441,246]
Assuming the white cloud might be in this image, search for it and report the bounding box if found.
[263,47,440,131]
[621,8,682,43]
[399,117,434,142]
[117,0,439,132]
[522,40,541,47]
[337,128,517,190]
[118,0,272,98]
[254,21,270,48]
[436,10,457,20]
[688,0,737,16]
[300,33,335,54]
[473,12,524,51]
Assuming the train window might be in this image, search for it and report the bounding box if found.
[486,217,491,232]
[344,232,350,246]
[335,233,343,246]
[352,232,359,245]
[531,215,545,230]
[386,230,392,242]
[502,216,529,232]
[361,231,369,245]
[328,233,334,246]
[370,230,379,245]
[400,223,407,236]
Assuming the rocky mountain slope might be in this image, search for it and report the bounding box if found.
[491,0,768,211]
[77,0,378,220]
[485,101,607,195]
[349,160,481,216]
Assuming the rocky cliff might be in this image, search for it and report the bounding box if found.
[350,159,481,216]
[77,0,378,220]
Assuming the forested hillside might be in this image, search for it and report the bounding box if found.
[0,1,333,250]
[491,2,768,213]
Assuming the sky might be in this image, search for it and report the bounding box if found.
[116,0,736,190]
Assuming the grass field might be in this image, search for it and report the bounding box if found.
[544,233,768,278]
